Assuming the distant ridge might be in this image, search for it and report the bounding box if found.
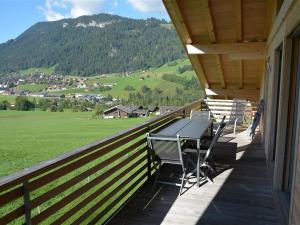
[0,13,184,76]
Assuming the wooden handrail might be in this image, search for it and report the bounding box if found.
[0,100,202,225]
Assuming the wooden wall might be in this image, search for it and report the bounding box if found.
[261,1,300,224]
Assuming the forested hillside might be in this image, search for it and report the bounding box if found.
[0,14,185,76]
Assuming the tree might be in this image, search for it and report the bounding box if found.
[141,85,151,94]
[0,100,10,110]
[49,105,58,112]
[124,85,135,91]
[154,87,163,94]
[94,104,107,116]
[15,96,35,111]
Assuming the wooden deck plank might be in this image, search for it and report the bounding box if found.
[107,132,279,225]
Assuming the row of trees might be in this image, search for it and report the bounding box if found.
[0,96,105,113]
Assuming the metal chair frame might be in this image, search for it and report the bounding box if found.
[146,133,194,195]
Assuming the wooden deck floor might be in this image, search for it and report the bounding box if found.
[107,131,279,225]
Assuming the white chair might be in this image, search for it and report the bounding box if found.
[227,99,247,134]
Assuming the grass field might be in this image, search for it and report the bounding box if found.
[0,110,148,178]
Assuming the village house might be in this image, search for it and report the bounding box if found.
[157,106,180,115]
[103,105,148,119]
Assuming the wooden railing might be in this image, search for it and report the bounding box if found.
[0,100,201,225]
[201,99,257,122]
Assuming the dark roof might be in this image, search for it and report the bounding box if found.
[159,106,180,114]
[148,106,158,112]
[103,105,140,114]
[134,109,149,114]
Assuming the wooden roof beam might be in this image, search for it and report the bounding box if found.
[186,42,267,56]
[163,0,209,88]
[166,0,192,44]
[237,60,243,89]
[235,0,242,42]
[206,88,259,101]
[203,0,225,88]
[235,0,243,88]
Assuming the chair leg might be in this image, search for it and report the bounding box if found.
[179,173,186,196]
[234,118,238,134]
[153,161,161,192]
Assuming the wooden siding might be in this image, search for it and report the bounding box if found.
[260,1,300,224]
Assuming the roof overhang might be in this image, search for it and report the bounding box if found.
[163,0,276,101]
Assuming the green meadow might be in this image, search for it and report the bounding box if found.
[0,110,147,178]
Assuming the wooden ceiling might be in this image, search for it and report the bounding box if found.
[163,0,278,101]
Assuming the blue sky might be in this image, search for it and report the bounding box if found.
[0,0,169,44]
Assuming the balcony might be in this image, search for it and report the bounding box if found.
[108,132,279,225]
[0,100,279,225]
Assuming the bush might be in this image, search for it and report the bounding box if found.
[57,105,64,112]
[40,105,48,111]
[167,61,178,66]
[177,65,193,74]
[0,100,10,110]
[49,105,57,112]
[15,96,35,111]
[124,85,135,91]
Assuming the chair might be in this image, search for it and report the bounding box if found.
[184,122,226,182]
[190,110,211,120]
[146,133,192,195]
[227,99,247,134]
[190,110,212,139]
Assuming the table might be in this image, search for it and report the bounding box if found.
[156,118,212,187]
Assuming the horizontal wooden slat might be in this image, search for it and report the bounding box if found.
[31,148,146,224]
[0,205,24,225]
[72,165,147,225]
[88,173,148,225]
[29,128,148,191]
[51,157,148,224]
[0,186,23,208]
[31,138,147,208]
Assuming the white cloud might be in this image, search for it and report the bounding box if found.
[68,0,106,18]
[40,0,107,21]
[39,0,64,21]
[127,0,165,12]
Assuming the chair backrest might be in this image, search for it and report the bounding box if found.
[228,99,247,124]
[190,110,210,120]
[146,133,183,163]
[204,122,226,160]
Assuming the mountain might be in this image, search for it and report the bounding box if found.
[0,14,185,76]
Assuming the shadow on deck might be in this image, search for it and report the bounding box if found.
[107,130,279,225]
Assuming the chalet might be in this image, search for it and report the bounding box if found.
[0,87,8,95]
[103,105,140,119]
[148,105,158,113]
[133,109,150,117]
[158,106,180,115]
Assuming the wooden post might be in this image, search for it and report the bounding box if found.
[23,181,32,225]
[146,125,152,181]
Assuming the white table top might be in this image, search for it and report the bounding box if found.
[156,118,211,140]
